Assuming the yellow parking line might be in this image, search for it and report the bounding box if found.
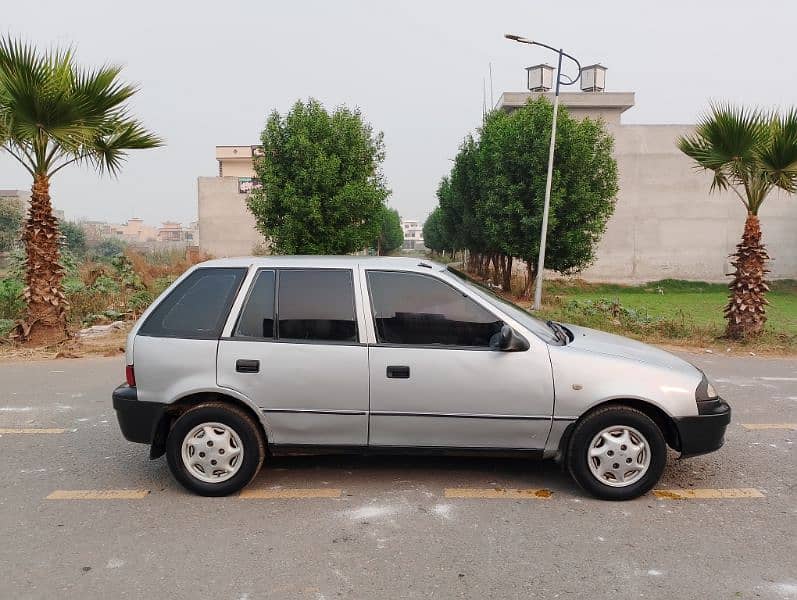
[239,488,342,499]
[46,489,151,500]
[741,423,797,430]
[653,488,764,500]
[444,488,553,499]
[0,428,66,434]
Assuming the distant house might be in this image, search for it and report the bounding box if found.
[80,217,197,248]
[400,219,425,251]
[197,146,266,257]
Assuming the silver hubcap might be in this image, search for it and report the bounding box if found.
[587,425,651,488]
[181,422,244,484]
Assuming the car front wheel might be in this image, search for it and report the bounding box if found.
[166,403,265,496]
[566,405,667,500]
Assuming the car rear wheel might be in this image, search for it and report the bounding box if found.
[567,405,667,501]
[166,403,265,496]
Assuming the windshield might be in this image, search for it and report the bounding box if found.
[445,266,560,344]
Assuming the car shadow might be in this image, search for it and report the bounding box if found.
[255,452,575,491]
[128,445,701,500]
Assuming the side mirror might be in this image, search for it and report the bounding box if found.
[490,324,530,352]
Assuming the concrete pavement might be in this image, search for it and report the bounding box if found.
[0,353,795,599]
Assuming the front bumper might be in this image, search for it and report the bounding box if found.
[673,398,731,458]
[112,384,167,445]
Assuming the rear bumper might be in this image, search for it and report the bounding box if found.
[112,384,167,445]
[674,399,731,458]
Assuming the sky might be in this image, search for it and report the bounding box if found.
[2,0,796,226]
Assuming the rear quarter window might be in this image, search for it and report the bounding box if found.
[138,267,246,339]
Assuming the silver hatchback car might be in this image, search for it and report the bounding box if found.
[113,256,730,500]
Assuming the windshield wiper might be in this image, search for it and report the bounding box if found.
[546,320,569,344]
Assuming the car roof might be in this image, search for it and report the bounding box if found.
[195,255,448,272]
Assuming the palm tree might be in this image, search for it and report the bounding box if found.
[0,38,162,344]
[678,104,797,339]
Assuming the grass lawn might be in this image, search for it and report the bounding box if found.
[532,278,797,354]
[544,279,797,333]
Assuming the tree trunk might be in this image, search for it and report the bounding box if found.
[725,213,769,340]
[478,253,488,278]
[502,256,513,292]
[490,252,500,284]
[15,174,68,345]
[521,260,534,299]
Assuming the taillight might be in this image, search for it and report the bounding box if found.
[125,365,136,387]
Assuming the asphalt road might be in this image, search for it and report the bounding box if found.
[0,352,795,600]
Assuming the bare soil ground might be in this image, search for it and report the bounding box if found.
[0,322,129,362]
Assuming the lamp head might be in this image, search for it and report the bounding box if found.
[504,33,533,44]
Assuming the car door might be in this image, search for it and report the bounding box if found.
[217,268,369,446]
[364,269,554,450]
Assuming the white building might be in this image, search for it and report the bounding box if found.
[400,219,425,251]
[197,146,266,257]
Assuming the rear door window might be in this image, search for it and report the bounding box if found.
[139,267,246,339]
[277,270,358,343]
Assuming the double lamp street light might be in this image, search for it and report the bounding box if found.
[504,33,583,310]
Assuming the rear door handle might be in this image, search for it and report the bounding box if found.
[386,365,410,379]
[236,359,260,373]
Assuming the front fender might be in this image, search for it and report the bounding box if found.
[548,345,701,420]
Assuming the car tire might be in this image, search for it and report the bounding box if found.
[166,402,265,497]
[566,405,667,501]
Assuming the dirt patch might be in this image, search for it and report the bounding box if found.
[652,340,796,359]
[0,322,129,362]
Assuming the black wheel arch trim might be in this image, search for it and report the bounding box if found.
[556,398,682,463]
[113,386,270,460]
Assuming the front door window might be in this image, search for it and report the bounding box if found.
[366,270,503,347]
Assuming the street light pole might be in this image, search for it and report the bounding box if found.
[504,34,582,310]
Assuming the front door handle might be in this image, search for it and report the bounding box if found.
[386,365,410,379]
[236,359,260,373]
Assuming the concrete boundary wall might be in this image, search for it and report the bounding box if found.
[581,124,796,283]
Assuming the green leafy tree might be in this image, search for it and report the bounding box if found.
[444,136,485,255]
[678,104,797,339]
[374,205,403,255]
[0,38,162,343]
[59,220,86,256]
[248,98,389,254]
[477,99,618,296]
[422,206,449,253]
[0,198,23,252]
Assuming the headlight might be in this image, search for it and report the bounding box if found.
[705,382,718,400]
[695,375,719,402]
